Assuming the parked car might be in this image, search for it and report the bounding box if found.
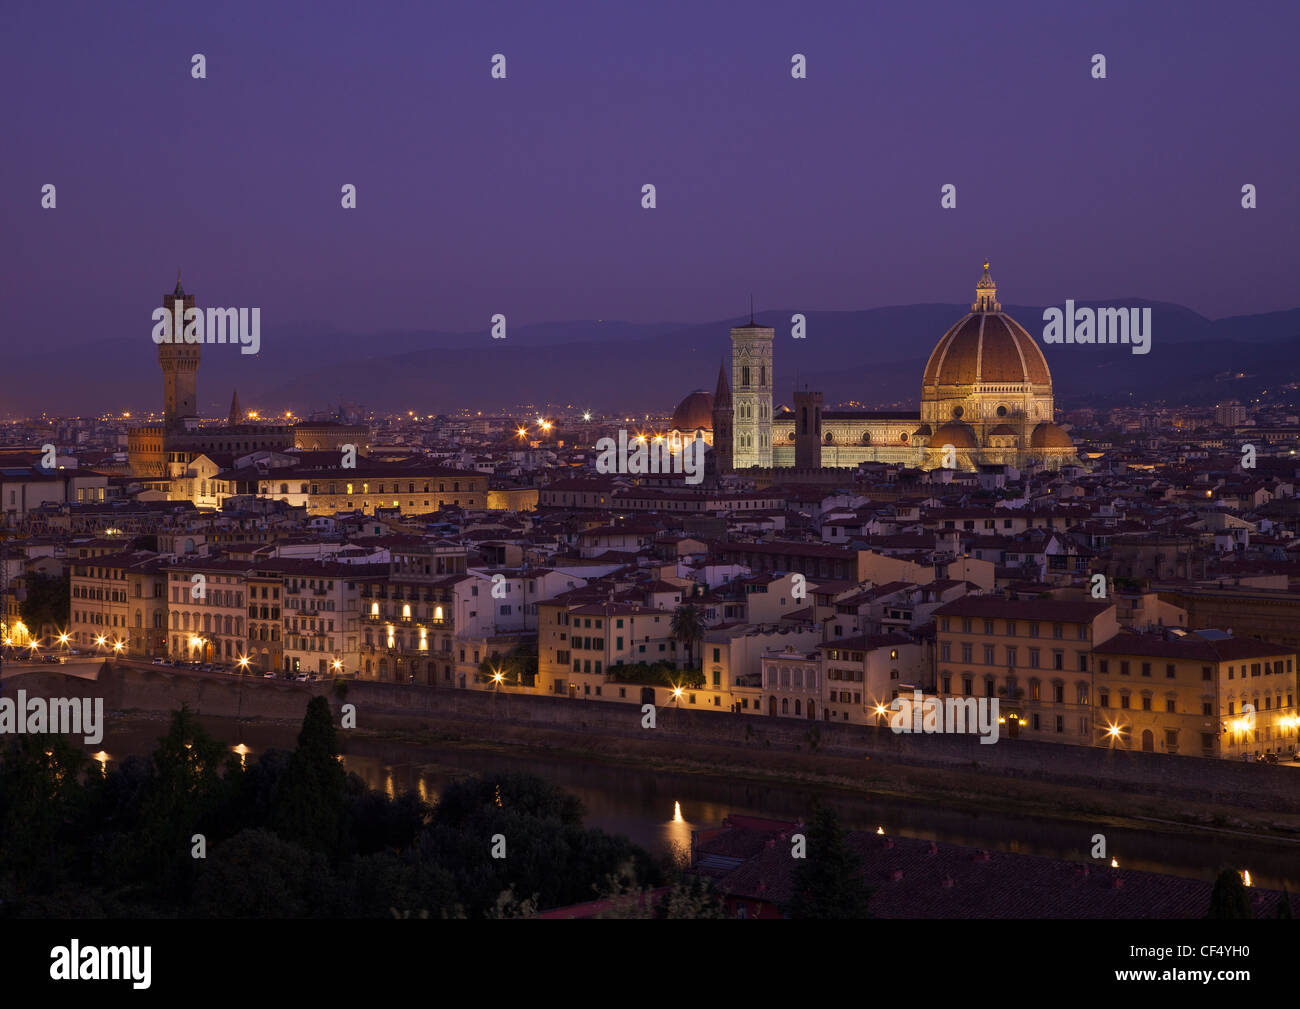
[262,671,276,679]
[295,672,311,682]
[41,654,59,664]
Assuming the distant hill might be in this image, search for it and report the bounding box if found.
[17,302,1300,416]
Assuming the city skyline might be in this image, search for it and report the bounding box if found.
[4,0,1298,947]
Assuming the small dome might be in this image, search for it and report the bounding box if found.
[988,424,1017,436]
[670,390,714,433]
[1030,422,1073,449]
[932,421,978,449]
[913,424,932,437]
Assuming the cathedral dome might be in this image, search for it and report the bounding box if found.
[1029,422,1074,449]
[988,424,1017,436]
[931,421,978,448]
[671,390,714,432]
[922,263,1051,390]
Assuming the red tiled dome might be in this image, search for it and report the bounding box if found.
[1030,422,1074,450]
[931,421,978,449]
[923,313,1051,388]
[671,390,714,432]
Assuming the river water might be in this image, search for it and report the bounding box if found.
[88,714,1300,892]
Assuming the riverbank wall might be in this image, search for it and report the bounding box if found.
[5,663,1299,814]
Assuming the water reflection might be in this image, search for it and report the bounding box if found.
[88,715,1300,891]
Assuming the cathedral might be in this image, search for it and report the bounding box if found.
[690,263,1080,474]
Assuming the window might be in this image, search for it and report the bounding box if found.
[983,645,995,664]
[1120,661,1130,676]
[1165,699,1176,713]
[1053,683,1064,703]
[1141,662,1151,677]
[1006,621,1016,636]
[1099,690,1110,708]
[1165,664,1175,679]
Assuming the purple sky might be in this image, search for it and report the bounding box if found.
[3,0,1297,356]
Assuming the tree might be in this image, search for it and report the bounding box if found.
[478,641,538,687]
[1278,887,1292,919]
[271,696,349,855]
[670,604,703,671]
[18,571,70,640]
[0,734,87,897]
[1206,869,1252,919]
[133,705,231,900]
[786,806,873,919]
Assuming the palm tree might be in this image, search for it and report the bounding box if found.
[670,604,703,671]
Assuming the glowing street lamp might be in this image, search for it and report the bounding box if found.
[582,411,591,422]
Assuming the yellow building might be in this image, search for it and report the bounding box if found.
[294,466,488,515]
[69,551,169,657]
[933,597,1119,745]
[1092,632,1298,759]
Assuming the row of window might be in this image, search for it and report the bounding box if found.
[942,642,1088,672]
[941,617,1089,640]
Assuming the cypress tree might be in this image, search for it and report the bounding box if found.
[787,806,873,919]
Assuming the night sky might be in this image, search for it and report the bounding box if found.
[3,0,1297,381]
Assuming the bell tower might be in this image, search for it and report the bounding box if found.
[711,361,733,475]
[730,300,774,469]
[160,271,201,431]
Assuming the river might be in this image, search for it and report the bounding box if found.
[88,714,1300,892]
